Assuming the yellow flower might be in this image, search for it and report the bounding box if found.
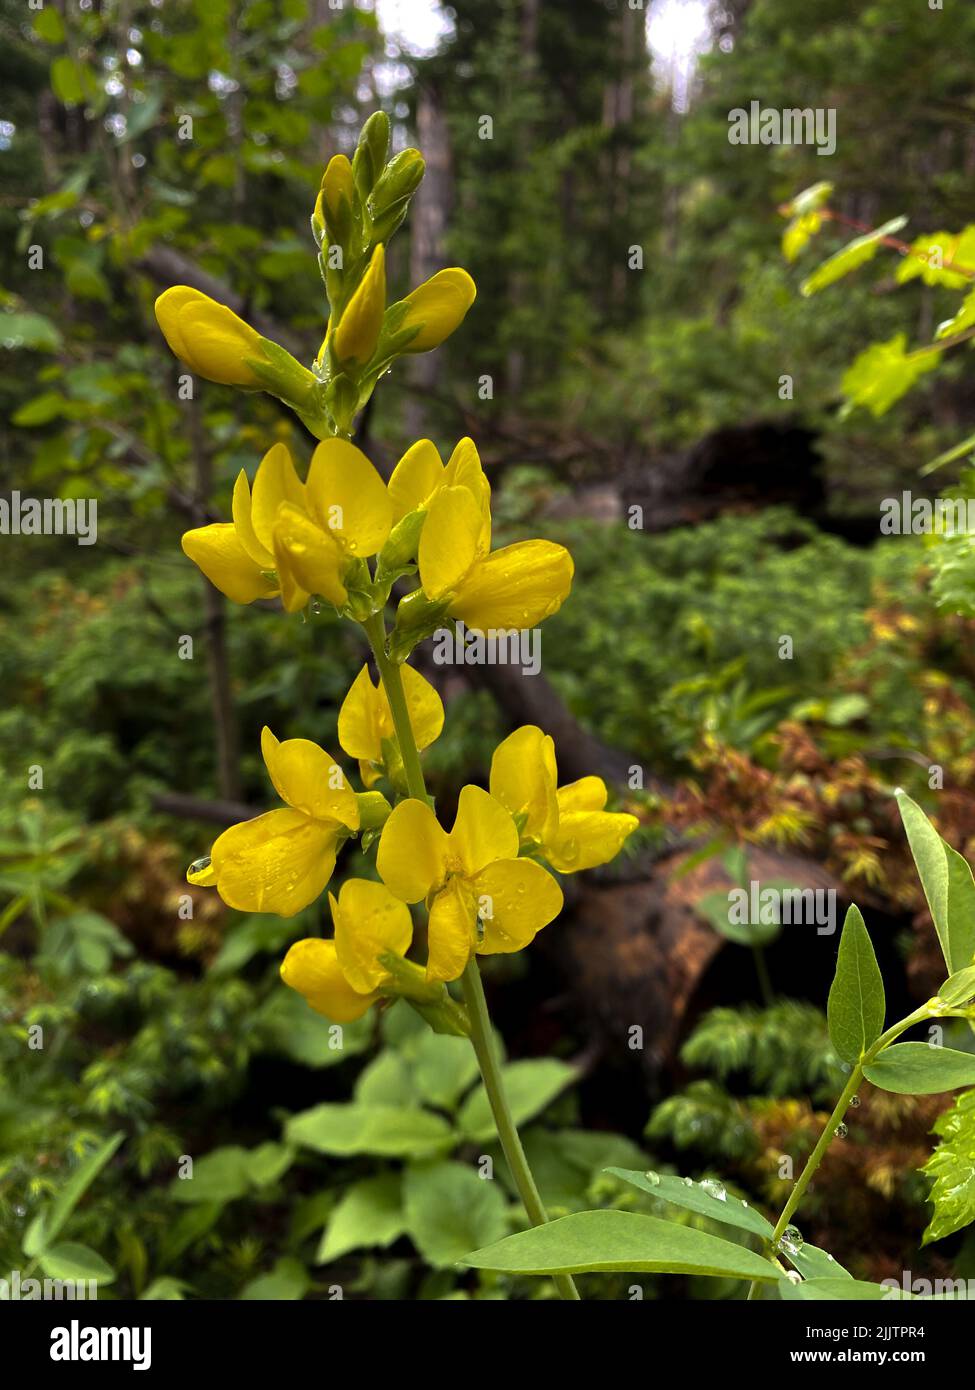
[280,878,412,1022]
[333,244,386,369]
[387,435,491,537]
[181,442,305,604]
[417,485,573,631]
[271,438,393,613]
[377,785,563,983]
[155,287,318,404]
[338,663,444,788]
[489,725,639,873]
[396,268,476,353]
[187,727,358,916]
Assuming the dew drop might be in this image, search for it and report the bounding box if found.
[834,1122,848,1138]
[643,1170,660,1187]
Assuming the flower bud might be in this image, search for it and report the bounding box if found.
[397,268,477,353]
[353,110,390,199]
[333,244,386,370]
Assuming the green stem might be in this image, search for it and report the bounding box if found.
[363,613,428,800]
[752,945,774,1007]
[461,957,580,1301]
[745,1001,935,1298]
[362,608,580,1300]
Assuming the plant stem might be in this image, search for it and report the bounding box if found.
[363,608,581,1300]
[752,945,774,1007]
[363,613,428,800]
[744,1001,936,1298]
[461,956,581,1301]
[744,1063,862,1300]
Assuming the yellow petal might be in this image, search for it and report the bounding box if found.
[472,858,563,955]
[418,485,482,600]
[231,470,272,570]
[377,798,450,903]
[545,810,639,873]
[334,244,386,368]
[401,664,445,751]
[272,502,347,609]
[448,785,519,878]
[450,539,574,632]
[400,268,477,352]
[261,727,359,828]
[489,726,559,841]
[154,285,199,360]
[332,879,413,994]
[249,442,306,554]
[444,436,491,549]
[338,663,444,763]
[281,937,375,1022]
[305,438,392,557]
[426,876,476,983]
[181,523,277,604]
[338,664,384,761]
[156,288,264,387]
[388,439,444,523]
[557,776,608,815]
[210,808,338,916]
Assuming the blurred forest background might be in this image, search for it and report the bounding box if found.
[3,0,975,1300]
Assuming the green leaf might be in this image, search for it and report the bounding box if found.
[169,1146,252,1204]
[285,1102,453,1158]
[895,793,975,972]
[938,965,975,1009]
[827,905,885,1063]
[316,1173,406,1263]
[239,1257,309,1301]
[246,1142,294,1188]
[605,1168,774,1240]
[864,1043,975,1095]
[800,217,907,296]
[257,987,372,1067]
[781,1277,922,1300]
[411,1032,481,1111]
[404,1161,509,1268]
[841,334,939,417]
[140,1277,188,1300]
[39,1242,116,1286]
[461,1209,780,1281]
[24,1131,124,1256]
[50,56,88,106]
[354,1049,417,1106]
[785,1242,853,1281]
[458,1059,576,1141]
[921,1087,975,1243]
[0,311,63,353]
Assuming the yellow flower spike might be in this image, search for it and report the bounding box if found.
[338,663,444,786]
[377,785,563,983]
[188,727,359,918]
[490,725,639,873]
[416,486,573,631]
[280,938,375,1022]
[331,878,413,995]
[155,286,266,388]
[398,268,477,353]
[334,244,387,369]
